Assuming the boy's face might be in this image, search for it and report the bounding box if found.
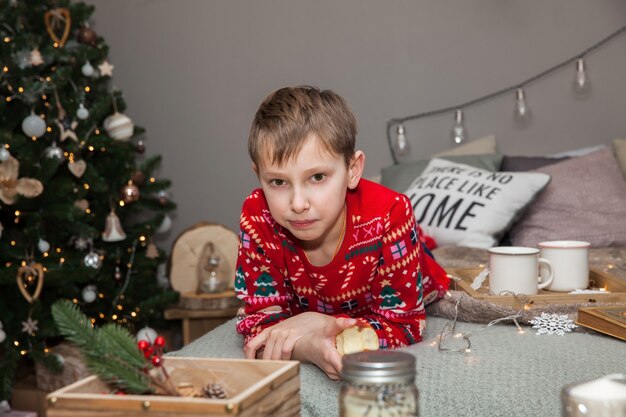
[254,134,363,251]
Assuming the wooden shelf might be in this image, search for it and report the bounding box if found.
[164,291,242,345]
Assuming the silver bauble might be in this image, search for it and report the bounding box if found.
[44,142,64,159]
[76,103,90,120]
[0,147,10,161]
[81,284,97,303]
[136,327,157,343]
[37,238,50,253]
[22,113,46,138]
[81,61,94,77]
[157,190,169,205]
[156,215,172,234]
[156,263,169,289]
[83,251,102,269]
[0,328,5,344]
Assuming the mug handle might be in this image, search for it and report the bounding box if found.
[537,257,554,290]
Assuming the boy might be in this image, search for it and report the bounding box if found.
[234,86,449,379]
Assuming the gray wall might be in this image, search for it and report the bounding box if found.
[87,0,626,250]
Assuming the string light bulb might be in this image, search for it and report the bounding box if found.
[393,124,410,158]
[451,109,467,144]
[572,58,591,98]
[513,88,532,127]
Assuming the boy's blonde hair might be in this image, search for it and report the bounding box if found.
[248,86,358,168]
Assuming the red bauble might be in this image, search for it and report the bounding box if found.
[154,335,166,348]
[135,139,145,154]
[157,191,169,206]
[151,356,162,367]
[138,339,149,352]
[143,346,154,358]
[76,26,98,46]
[131,170,146,187]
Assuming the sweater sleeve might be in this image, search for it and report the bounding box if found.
[358,194,450,348]
[234,195,294,344]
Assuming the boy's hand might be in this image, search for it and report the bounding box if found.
[291,317,356,380]
[244,312,356,379]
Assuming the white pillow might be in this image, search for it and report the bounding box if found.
[403,158,550,248]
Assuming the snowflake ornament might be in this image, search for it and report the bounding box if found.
[21,317,39,336]
[529,313,577,336]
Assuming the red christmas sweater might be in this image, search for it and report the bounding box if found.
[234,179,450,349]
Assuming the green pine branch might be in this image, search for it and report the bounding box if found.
[139,155,162,174]
[99,324,146,369]
[0,348,19,403]
[51,299,152,394]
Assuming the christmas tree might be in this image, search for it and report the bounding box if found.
[0,0,179,401]
[253,271,278,297]
[379,285,406,309]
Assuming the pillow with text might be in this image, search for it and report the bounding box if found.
[403,158,550,248]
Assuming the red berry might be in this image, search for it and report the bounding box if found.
[151,356,162,367]
[154,336,165,348]
[143,346,154,358]
[138,340,149,351]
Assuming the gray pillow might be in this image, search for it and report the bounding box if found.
[381,154,503,192]
[500,155,568,172]
[509,148,626,247]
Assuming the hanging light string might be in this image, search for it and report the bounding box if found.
[437,292,528,353]
[108,239,137,321]
[386,23,626,164]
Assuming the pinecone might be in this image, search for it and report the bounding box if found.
[203,383,227,399]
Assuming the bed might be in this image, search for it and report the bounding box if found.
[169,136,626,416]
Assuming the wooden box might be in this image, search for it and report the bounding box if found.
[447,267,626,308]
[46,357,300,417]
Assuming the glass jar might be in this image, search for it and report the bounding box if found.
[561,374,626,416]
[340,351,419,417]
[196,242,230,294]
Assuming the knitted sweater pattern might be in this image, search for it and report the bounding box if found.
[234,179,449,349]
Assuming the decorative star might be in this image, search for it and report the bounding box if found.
[74,236,89,250]
[98,60,114,77]
[55,118,78,142]
[30,49,44,66]
[380,279,391,287]
[21,317,39,336]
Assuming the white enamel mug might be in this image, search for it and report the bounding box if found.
[538,240,590,292]
[488,246,554,295]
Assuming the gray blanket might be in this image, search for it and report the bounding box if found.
[170,316,626,417]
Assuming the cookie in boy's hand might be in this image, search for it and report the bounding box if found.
[336,324,379,356]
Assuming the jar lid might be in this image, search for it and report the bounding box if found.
[341,351,416,384]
